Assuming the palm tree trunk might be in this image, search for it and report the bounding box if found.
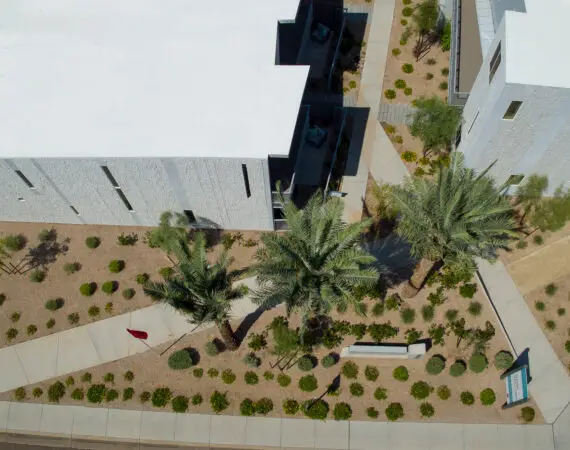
[218,320,239,351]
[402,258,437,298]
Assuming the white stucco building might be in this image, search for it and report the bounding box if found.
[0,0,312,229]
[448,0,570,193]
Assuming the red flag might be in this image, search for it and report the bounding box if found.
[127,328,148,340]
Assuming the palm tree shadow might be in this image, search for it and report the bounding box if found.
[234,307,266,345]
[364,234,416,287]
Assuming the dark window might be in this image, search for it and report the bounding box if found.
[101,165,120,188]
[455,125,462,147]
[184,210,197,224]
[273,208,285,220]
[503,101,523,120]
[15,170,35,189]
[70,205,80,215]
[241,164,251,198]
[489,42,501,83]
[506,174,525,185]
[116,189,134,211]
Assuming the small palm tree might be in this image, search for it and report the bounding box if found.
[145,211,192,263]
[144,232,243,350]
[392,153,517,297]
[251,191,380,329]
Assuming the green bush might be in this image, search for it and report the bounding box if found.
[30,269,46,283]
[244,371,259,385]
[102,281,118,294]
[263,371,274,380]
[372,302,385,317]
[123,387,135,401]
[535,301,546,311]
[439,81,448,90]
[299,375,318,392]
[303,399,329,420]
[468,301,482,316]
[425,355,445,375]
[47,381,65,403]
[342,361,359,379]
[322,354,337,368]
[545,283,558,296]
[459,283,477,299]
[85,236,101,249]
[67,313,80,325]
[80,282,96,296]
[205,341,219,356]
[420,402,435,417]
[65,376,75,386]
[441,67,450,76]
[117,232,138,246]
[460,391,475,405]
[374,387,388,401]
[349,382,364,397]
[88,306,100,317]
[105,302,114,313]
[248,332,268,351]
[404,87,413,96]
[140,391,151,403]
[81,372,92,383]
[63,262,80,274]
[494,351,514,369]
[449,361,466,377]
[393,366,409,381]
[516,239,528,249]
[298,355,314,372]
[104,373,114,383]
[368,322,398,342]
[558,308,566,316]
[45,298,64,311]
[14,387,26,401]
[108,260,125,273]
[6,328,18,341]
[533,235,544,245]
[427,287,446,306]
[385,89,397,100]
[152,388,172,407]
[367,407,379,418]
[392,48,401,56]
[365,365,379,381]
[87,384,106,403]
[441,20,451,51]
[4,234,26,251]
[350,323,367,339]
[10,311,20,323]
[445,309,458,322]
[426,58,436,65]
[33,388,43,398]
[421,305,435,322]
[394,79,407,89]
[240,398,255,416]
[191,394,203,405]
[546,320,556,330]
[521,406,535,422]
[46,318,56,329]
[243,352,261,368]
[277,374,291,387]
[385,402,404,421]
[106,389,119,402]
[283,399,300,415]
[221,369,236,384]
[168,349,194,370]
[207,368,219,378]
[400,307,416,324]
[480,388,496,405]
[136,273,150,285]
[255,397,274,415]
[402,63,414,74]
[159,267,175,279]
[210,391,229,413]
[426,73,434,80]
[402,6,413,16]
[172,395,189,413]
[405,328,423,344]
[70,388,84,400]
[469,354,488,373]
[333,402,352,420]
[122,288,136,300]
[565,341,570,353]
[437,385,451,400]
[193,368,204,378]
[410,381,431,400]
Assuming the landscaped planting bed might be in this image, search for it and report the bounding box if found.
[0,221,261,348]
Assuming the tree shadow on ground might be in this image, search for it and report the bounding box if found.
[364,234,416,288]
[235,307,266,345]
[25,229,70,272]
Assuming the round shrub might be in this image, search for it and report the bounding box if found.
[385,89,397,100]
[243,352,261,368]
[439,81,448,90]
[85,236,101,248]
[172,395,189,413]
[533,235,544,245]
[393,365,409,381]
[299,375,318,392]
[263,371,274,380]
[80,282,96,296]
[437,385,451,400]
[460,391,475,405]
[566,341,570,353]
[394,79,407,89]
[421,305,435,322]
[152,388,172,407]
[159,267,175,279]
[33,388,43,398]
[210,391,229,413]
[123,387,135,401]
[283,399,300,415]
[104,373,114,383]
[303,399,329,420]
[374,387,388,401]
[67,313,80,325]
[81,372,92,383]
[521,406,535,422]
[392,48,401,56]
[445,309,458,322]
[426,73,434,80]
[426,355,445,375]
[410,381,431,400]
[168,349,194,370]
[468,301,482,316]
[205,341,219,356]
[244,371,259,385]
[535,301,546,311]
[122,288,136,300]
[221,369,236,384]
[136,273,150,285]
[400,307,416,324]
[372,302,385,316]
[240,398,255,416]
[545,283,558,296]
[469,353,488,373]
[6,328,18,341]
[255,397,274,415]
[402,6,413,16]
[193,368,203,378]
[23,324,37,336]
[63,262,80,275]
[46,318,56,329]
[278,374,291,387]
[298,355,314,372]
[367,407,379,418]
[45,298,64,311]
[558,308,566,316]
[350,382,364,397]
[65,376,75,386]
[321,354,337,368]
[30,270,45,283]
[480,388,496,405]
[546,320,556,330]
[4,234,26,251]
[102,281,118,294]
[207,368,218,378]
[11,312,20,322]
[342,361,359,379]
[420,402,435,418]
[450,361,466,377]
[402,63,414,73]
[191,394,203,405]
[47,381,65,403]
[88,306,100,317]
[365,365,379,381]
[385,402,404,421]
[108,260,125,273]
[105,389,119,402]
[404,87,413,96]
[14,387,26,401]
[333,402,352,420]
[516,239,528,249]
[459,283,477,299]
[87,384,106,403]
[494,351,514,369]
[140,391,151,403]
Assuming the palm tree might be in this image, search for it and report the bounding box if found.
[515,174,548,227]
[145,211,192,263]
[251,191,380,329]
[391,153,517,297]
[143,232,243,350]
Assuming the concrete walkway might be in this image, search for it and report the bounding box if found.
[377,103,415,125]
[0,277,258,394]
[0,401,556,450]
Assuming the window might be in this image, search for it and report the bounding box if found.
[15,170,35,189]
[100,166,134,212]
[101,166,120,188]
[70,205,80,215]
[468,111,480,134]
[184,210,197,224]
[455,125,462,148]
[503,101,523,120]
[241,164,251,198]
[489,42,501,83]
[506,174,525,186]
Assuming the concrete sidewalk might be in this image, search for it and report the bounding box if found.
[0,401,556,450]
[0,277,258,394]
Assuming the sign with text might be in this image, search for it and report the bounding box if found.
[501,364,530,408]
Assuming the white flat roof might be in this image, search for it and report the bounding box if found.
[0,0,309,158]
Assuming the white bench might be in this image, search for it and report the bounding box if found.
[340,343,427,360]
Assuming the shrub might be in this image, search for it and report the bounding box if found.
[402,6,413,16]
[88,306,100,317]
[104,373,115,383]
[441,67,450,76]
[25,324,37,336]
[108,260,125,273]
[106,389,119,402]
[437,385,451,400]
[439,81,448,90]
[0,293,5,306]
[48,381,66,403]
[298,355,314,372]
[404,87,413,96]
[122,288,136,300]
[80,282,96,296]
[248,332,268,351]
[205,341,219,356]
[3,234,26,252]
[350,323,367,339]
[102,281,118,294]
[277,374,291,387]
[521,406,535,422]
[350,382,364,397]
[333,402,352,420]
[445,309,458,322]
[64,262,80,274]
[172,395,189,413]
[263,371,274,380]
[243,352,261,368]
[191,394,203,405]
[374,387,388,401]
[546,320,556,330]
[372,302,385,316]
[368,322,398,342]
[30,269,45,283]
[450,361,466,377]
[136,273,150,285]
[85,236,101,249]
[193,368,204,378]
[33,388,43,398]
[140,391,151,403]
[426,58,437,65]
[45,298,64,311]
[303,399,329,420]
[10,312,21,323]
[336,303,347,314]
[558,308,566,316]
[321,354,337,368]
[427,287,446,307]
[402,63,414,73]
[533,235,544,245]
[244,371,259,385]
[426,355,445,375]
[255,397,274,415]
[14,387,26,401]
[221,369,236,384]
[152,388,172,407]
[342,361,359,379]
[421,305,435,322]
[480,388,496,405]
[67,313,80,325]
[46,318,56,329]
[210,391,229,413]
[460,391,475,405]
[566,341,570,353]
[117,232,138,246]
[494,351,514,369]
[283,399,300,415]
[394,135,404,145]
[469,353,488,373]
[441,20,451,51]
[81,372,92,383]
[405,328,423,344]
[385,89,396,100]
[516,239,528,249]
[65,376,75,386]
[365,365,379,381]
[468,301,482,316]
[459,283,477,298]
[545,283,558,296]
[400,307,416,324]
[367,407,379,418]
[159,267,175,279]
[420,402,435,418]
[392,48,401,56]
[123,387,135,401]
[6,327,18,341]
[207,368,219,378]
[426,73,434,80]
[535,301,546,311]
[394,79,407,89]
[240,398,255,416]
[393,366,409,381]
[385,403,404,421]
[299,375,318,392]
[348,80,357,89]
